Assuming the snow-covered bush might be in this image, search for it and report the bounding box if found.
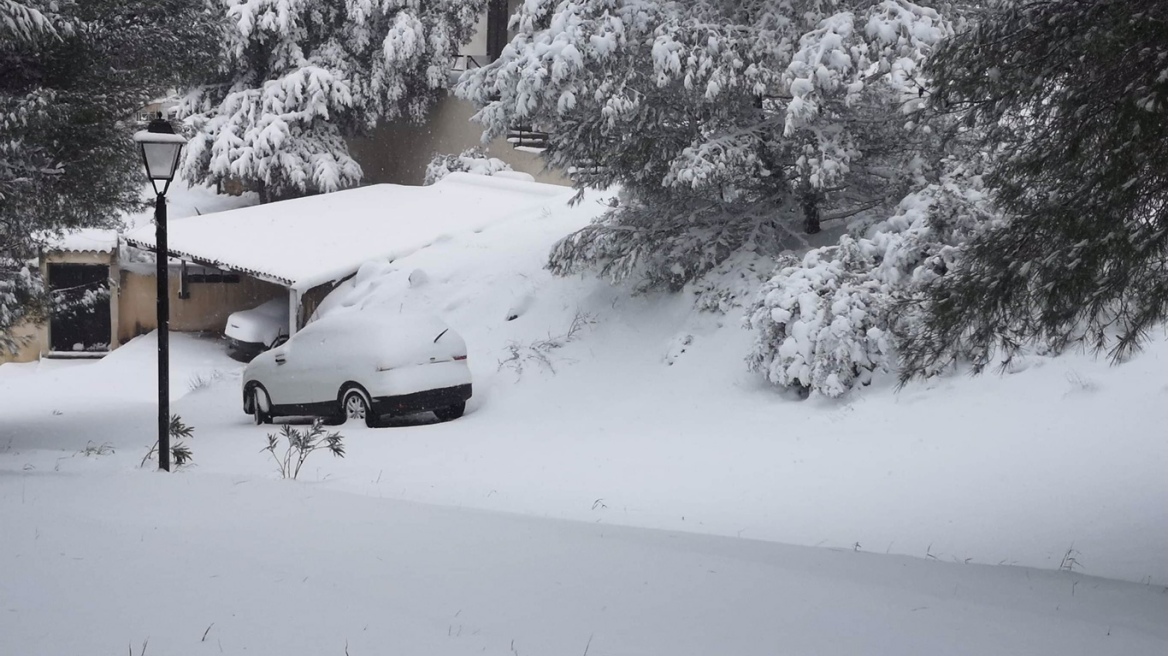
[747,246,891,397]
[746,173,991,397]
[423,148,512,185]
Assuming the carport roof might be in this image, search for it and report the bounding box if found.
[123,173,573,291]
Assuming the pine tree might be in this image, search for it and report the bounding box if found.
[1,0,219,354]
[898,0,1168,379]
[458,0,951,289]
[180,0,487,202]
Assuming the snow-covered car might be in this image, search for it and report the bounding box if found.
[241,311,471,427]
[224,297,289,362]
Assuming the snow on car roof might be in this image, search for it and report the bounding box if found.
[123,173,574,292]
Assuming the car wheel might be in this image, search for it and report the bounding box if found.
[433,401,465,422]
[342,387,378,428]
[251,386,272,425]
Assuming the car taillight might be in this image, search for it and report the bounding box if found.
[454,355,467,361]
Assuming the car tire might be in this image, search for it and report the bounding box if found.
[341,387,378,428]
[433,401,465,422]
[251,386,273,425]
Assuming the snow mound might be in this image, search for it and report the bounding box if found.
[310,187,1168,586]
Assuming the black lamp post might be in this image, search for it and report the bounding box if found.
[134,115,186,472]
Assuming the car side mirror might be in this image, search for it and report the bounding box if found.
[270,335,289,349]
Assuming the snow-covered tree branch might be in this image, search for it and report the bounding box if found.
[899,0,1168,380]
[181,0,487,202]
[459,0,953,289]
[1,0,219,353]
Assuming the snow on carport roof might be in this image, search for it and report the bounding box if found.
[123,173,574,291]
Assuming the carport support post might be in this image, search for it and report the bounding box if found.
[155,193,170,472]
[289,288,299,337]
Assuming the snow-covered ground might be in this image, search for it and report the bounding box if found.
[5,467,1166,656]
[2,186,1166,654]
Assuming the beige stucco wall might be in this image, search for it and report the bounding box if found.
[118,269,286,344]
[0,321,46,365]
[347,94,570,188]
[297,282,337,328]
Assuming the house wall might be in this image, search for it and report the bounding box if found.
[0,321,46,365]
[1,250,119,365]
[45,250,120,353]
[298,281,340,327]
[461,0,521,65]
[464,5,490,61]
[117,269,286,344]
[348,94,570,188]
[137,100,178,123]
[346,2,564,188]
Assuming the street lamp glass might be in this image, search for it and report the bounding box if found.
[140,141,183,181]
[133,118,187,184]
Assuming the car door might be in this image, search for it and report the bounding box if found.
[259,338,296,406]
[280,328,347,408]
[275,337,328,407]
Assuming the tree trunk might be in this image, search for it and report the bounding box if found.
[802,190,821,234]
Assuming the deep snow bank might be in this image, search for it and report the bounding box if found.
[311,187,1168,585]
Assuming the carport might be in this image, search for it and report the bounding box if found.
[123,173,572,337]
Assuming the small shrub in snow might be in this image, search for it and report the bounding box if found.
[140,415,195,468]
[1058,546,1084,573]
[423,148,512,186]
[264,420,345,480]
[79,441,114,457]
[187,370,223,392]
[499,310,596,376]
[746,176,990,398]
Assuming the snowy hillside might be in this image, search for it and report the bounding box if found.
[305,187,1168,586]
[6,185,1165,587]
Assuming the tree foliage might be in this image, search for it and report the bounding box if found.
[898,0,1168,379]
[459,0,951,289]
[180,0,486,202]
[1,0,220,353]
